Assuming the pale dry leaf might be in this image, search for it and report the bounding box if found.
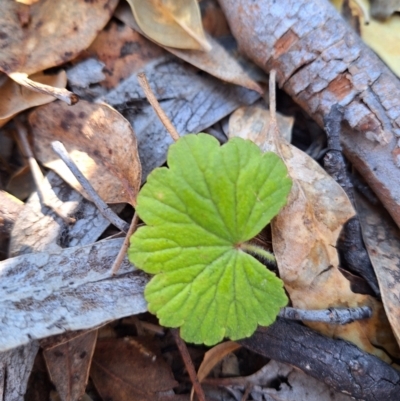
[0,0,119,75]
[229,105,399,361]
[356,193,400,347]
[0,70,66,128]
[29,100,141,205]
[228,105,293,144]
[44,330,98,401]
[126,0,211,51]
[230,360,353,401]
[0,238,148,351]
[115,2,263,94]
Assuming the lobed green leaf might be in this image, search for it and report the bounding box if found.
[129,134,292,345]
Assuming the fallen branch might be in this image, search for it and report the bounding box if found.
[218,0,400,229]
[239,319,400,401]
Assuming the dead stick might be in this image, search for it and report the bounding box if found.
[10,72,78,105]
[51,141,129,233]
[323,105,380,296]
[137,72,180,142]
[279,305,371,325]
[110,212,139,275]
[171,329,206,401]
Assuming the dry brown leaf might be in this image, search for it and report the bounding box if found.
[29,100,141,205]
[126,0,211,51]
[0,71,66,128]
[115,3,263,94]
[91,338,178,401]
[356,193,400,347]
[190,341,241,401]
[0,0,119,75]
[82,17,166,90]
[43,330,97,401]
[229,105,399,361]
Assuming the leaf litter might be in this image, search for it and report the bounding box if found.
[1,1,400,399]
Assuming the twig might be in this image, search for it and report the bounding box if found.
[171,329,206,401]
[51,141,129,233]
[279,305,372,325]
[240,383,253,401]
[137,72,180,142]
[110,212,139,275]
[15,120,74,224]
[9,72,79,105]
[323,105,380,296]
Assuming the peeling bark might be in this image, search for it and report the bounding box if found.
[218,0,400,228]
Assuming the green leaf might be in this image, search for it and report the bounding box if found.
[128,134,292,345]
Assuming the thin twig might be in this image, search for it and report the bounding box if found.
[51,141,129,233]
[10,72,79,105]
[137,72,180,142]
[279,305,372,325]
[171,329,206,401]
[240,383,253,401]
[15,119,74,224]
[110,211,139,275]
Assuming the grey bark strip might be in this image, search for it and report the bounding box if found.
[0,238,147,352]
[218,0,400,229]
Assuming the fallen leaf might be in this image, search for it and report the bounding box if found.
[102,57,260,179]
[197,342,241,383]
[91,337,178,401]
[126,0,211,51]
[229,105,399,361]
[0,70,66,128]
[229,105,293,144]
[115,2,263,94]
[43,330,97,401]
[0,0,119,75]
[29,100,141,205]
[356,193,400,347]
[212,360,354,401]
[0,238,148,351]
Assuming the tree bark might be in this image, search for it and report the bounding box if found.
[240,319,400,401]
[218,0,400,228]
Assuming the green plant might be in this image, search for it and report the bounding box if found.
[128,133,292,345]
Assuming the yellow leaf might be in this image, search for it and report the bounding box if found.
[126,0,211,51]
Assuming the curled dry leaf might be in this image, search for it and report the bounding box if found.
[0,0,119,75]
[229,105,399,361]
[356,193,400,347]
[115,2,263,94]
[29,100,141,205]
[126,0,211,51]
[0,70,66,128]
